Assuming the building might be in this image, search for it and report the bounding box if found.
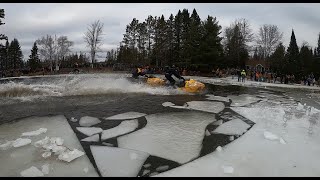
[245,58,270,72]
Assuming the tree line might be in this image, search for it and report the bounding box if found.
[1,8,320,80]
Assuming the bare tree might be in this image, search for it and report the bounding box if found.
[36,35,73,71]
[256,24,283,59]
[84,20,104,68]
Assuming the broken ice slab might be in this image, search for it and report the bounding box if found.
[162,102,175,107]
[156,165,169,172]
[150,172,159,176]
[76,127,103,137]
[104,112,147,120]
[185,101,225,114]
[0,141,13,150]
[142,169,150,176]
[222,165,234,174]
[21,128,47,137]
[212,119,250,136]
[212,120,223,126]
[79,116,101,127]
[20,166,44,177]
[90,145,149,177]
[216,146,223,152]
[41,164,50,175]
[205,130,211,136]
[81,134,100,142]
[143,163,151,168]
[101,120,138,140]
[205,95,230,102]
[58,149,85,163]
[263,131,279,141]
[12,138,32,148]
[101,142,114,147]
[41,152,52,159]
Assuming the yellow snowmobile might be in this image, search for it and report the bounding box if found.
[146,77,205,93]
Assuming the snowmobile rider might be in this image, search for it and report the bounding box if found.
[164,65,185,87]
[132,66,149,79]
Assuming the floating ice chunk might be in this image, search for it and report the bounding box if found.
[105,112,147,120]
[280,138,287,144]
[118,112,214,164]
[58,149,85,163]
[102,142,114,147]
[205,130,211,136]
[20,166,44,177]
[212,120,223,126]
[185,101,225,114]
[51,137,64,146]
[142,169,151,176]
[216,146,222,152]
[205,95,230,102]
[34,136,50,147]
[156,165,169,172]
[83,167,89,173]
[52,146,67,155]
[79,116,101,127]
[0,141,13,150]
[263,131,279,141]
[222,165,234,174]
[41,164,50,175]
[42,152,52,158]
[21,128,47,137]
[150,172,159,176]
[162,102,175,107]
[228,94,261,107]
[76,127,103,136]
[143,163,151,168]
[12,138,31,148]
[296,103,304,111]
[101,120,138,140]
[90,146,149,177]
[229,136,234,141]
[81,134,100,142]
[70,117,78,122]
[212,119,250,136]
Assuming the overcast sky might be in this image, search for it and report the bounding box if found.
[1,3,320,61]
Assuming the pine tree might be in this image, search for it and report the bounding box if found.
[285,29,299,76]
[317,33,320,56]
[28,42,41,72]
[7,39,23,70]
[270,43,286,74]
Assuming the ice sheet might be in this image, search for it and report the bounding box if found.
[118,112,215,164]
[101,120,139,140]
[90,145,149,177]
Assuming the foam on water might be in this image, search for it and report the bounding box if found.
[0,74,187,100]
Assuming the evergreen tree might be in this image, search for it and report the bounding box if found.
[7,39,23,70]
[317,33,320,56]
[28,42,41,72]
[285,29,299,76]
[270,43,286,74]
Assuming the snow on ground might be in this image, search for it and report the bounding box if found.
[21,128,47,137]
[118,112,215,164]
[104,112,147,120]
[194,76,320,91]
[101,119,139,140]
[205,95,230,102]
[165,101,225,114]
[79,116,101,127]
[76,127,103,136]
[212,119,251,136]
[90,145,149,177]
[155,102,320,177]
[0,115,98,177]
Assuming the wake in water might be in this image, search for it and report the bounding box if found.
[0,74,188,99]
